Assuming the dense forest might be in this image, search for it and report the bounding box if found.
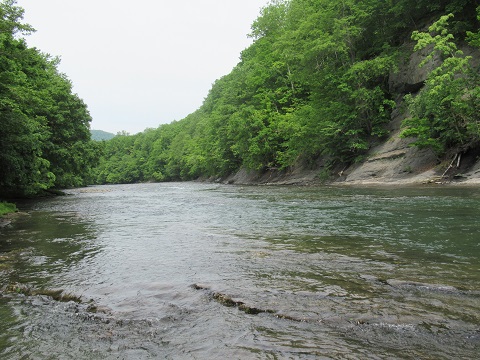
[0,0,99,197]
[1,0,480,196]
[94,0,480,184]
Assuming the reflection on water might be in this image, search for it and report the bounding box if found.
[0,211,100,290]
[1,183,479,359]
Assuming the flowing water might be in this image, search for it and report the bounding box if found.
[0,183,479,359]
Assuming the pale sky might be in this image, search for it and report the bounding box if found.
[17,0,270,134]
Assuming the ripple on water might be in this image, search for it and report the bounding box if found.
[1,183,479,358]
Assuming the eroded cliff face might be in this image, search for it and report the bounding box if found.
[340,44,439,185]
[341,43,480,185]
[340,110,480,185]
[224,43,480,186]
[339,105,439,185]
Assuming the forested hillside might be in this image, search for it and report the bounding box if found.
[94,0,480,184]
[2,1,479,192]
[0,1,99,197]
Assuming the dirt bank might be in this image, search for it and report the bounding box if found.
[221,124,480,187]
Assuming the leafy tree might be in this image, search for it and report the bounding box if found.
[401,13,480,154]
[466,6,480,46]
[0,1,53,196]
[1,0,97,196]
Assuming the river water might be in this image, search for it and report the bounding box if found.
[0,183,479,359]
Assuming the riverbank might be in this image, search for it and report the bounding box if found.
[0,202,17,217]
[220,155,480,187]
[0,202,19,228]
[220,103,480,187]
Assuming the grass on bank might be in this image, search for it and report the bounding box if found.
[0,202,17,216]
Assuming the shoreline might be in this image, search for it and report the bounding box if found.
[218,165,480,188]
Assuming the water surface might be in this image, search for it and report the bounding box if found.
[1,183,479,359]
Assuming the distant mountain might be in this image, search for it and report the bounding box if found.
[91,130,115,141]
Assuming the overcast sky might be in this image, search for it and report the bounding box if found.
[17,0,269,134]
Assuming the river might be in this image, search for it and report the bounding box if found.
[0,183,479,359]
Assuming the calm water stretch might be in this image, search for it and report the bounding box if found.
[0,183,479,359]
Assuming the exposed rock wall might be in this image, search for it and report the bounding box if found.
[341,42,480,185]
[339,104,440,185]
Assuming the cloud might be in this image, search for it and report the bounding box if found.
[18,0,269,134]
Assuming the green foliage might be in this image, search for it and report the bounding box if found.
[0,0,97,197]
[466,6,480,47]
[0,201,17,215]
[0,0,33,36]
[401,13,480,154]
